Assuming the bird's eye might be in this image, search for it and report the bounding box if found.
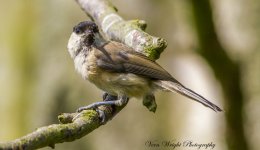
[73,26,83,34]
[75,28,81,34]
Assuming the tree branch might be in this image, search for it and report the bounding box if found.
[0,104,126,150]
[76,0,167,60]
[0,0,167,149]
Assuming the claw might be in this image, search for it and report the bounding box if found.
[76,95,128,113]
[75,95,129,124]
[96,109,106,124]
[73,107,107,124]
[76,106,92,113]
[103,93,118,101]
[102,93,109,101]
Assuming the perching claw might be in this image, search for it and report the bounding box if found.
[76,93,129,123]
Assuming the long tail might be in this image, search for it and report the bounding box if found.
[154,80,222,112]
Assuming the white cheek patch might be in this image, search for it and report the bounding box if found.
[67,33,84,58]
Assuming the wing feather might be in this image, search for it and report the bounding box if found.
[95,41,177,82]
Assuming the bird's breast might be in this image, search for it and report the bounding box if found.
[88,70,153,98]
[75,49,154,98]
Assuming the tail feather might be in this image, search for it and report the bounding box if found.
[154,80,222,112]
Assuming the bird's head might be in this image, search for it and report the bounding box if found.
[67,21,100,58]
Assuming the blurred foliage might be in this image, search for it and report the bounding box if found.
[0,0,259,150]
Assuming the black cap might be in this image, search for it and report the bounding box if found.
[73,21,99,34]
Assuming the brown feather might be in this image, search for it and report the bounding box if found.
[95,41,177,82]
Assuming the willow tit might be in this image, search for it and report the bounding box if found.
[67,21,222,113]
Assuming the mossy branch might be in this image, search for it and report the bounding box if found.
[0,104,126,150]
[76,0,167,60]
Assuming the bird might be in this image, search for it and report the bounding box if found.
[67,21,222,114]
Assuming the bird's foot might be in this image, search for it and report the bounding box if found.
[102,93,118,102]
[76,93,128,123]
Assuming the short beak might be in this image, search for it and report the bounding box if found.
[85,29,94,35]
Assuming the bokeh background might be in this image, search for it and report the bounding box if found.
[0,0,259,150]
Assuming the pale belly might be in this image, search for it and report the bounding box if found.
[88,71,153,98]
[75,51,154,98]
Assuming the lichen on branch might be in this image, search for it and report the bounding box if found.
[76,0,167,60]
[0,103,126,150]
[0,110,98,150]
